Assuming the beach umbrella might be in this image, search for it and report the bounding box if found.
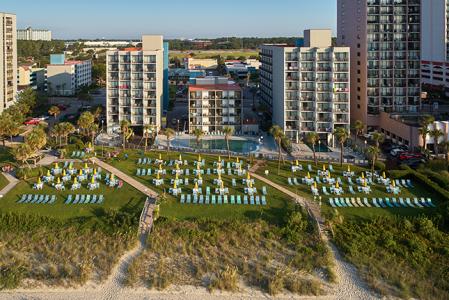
[57,177,61,184]
[91,176,95,184]
[159,153,162,160]
[347,165,351,172]
[47,170,51,177]
[159,164,162,171]
[194,182,198,190]
[218,155,221,162]
[314,181,317,188]
[88,142,92,148]
[307,172,311,179]
[198,154,201,161]
[156,173,160,180]
[221,181,224,189]
[383,172,386,179]
[323,164,326,171]
[361,172,365,179]
[84,163,88,169]
[73,177,78,184]
[247,172,251,180]
[198,173,202,180]
[295,160,299,166]
[196,163,200,170]
[179,154,182,161]
[175,163,179,170]
[218,172,222,180]
[69,163,73,170]
[364,180,368,187]
[62,169,66,176]
[249,181,253,188]
[175,173,179,180]
[173,181,177,189]
[392,180,396,187]
[328,172,331,179]
[79,169,83,176]
[236,157,239,163]
[111,174,115,181]
[336,181,340,188]
[93,168,97,175]
[37,177,42,184]
[54,162,59,169]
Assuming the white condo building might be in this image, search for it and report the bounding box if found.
[421,0,449,89]
[17,27,52,41]
[106,35,164,133]
[260,29,350,145]
[0,12,17,113]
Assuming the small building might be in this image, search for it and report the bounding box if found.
[188,76,243,134]
[184,58,218,70]
[17,64,45,90]
[168,68,205,85]
[46,54,92,96]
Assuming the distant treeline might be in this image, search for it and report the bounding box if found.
[168,37,301,50]
[17,40,66,65]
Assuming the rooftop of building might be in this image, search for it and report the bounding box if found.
[189,83,241,91]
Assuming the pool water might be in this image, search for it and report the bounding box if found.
[305,143,332,153]
[171,138,259,153]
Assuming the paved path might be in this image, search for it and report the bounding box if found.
[0,172,19,198]
[89,157,159,199]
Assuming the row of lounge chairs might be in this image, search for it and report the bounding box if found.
[329,197,436,208]
[65,194,104,204]
[18,194,56,204]
[180,194,267,205]
[71,151,86,158]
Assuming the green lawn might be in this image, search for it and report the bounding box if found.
[0,173,8,191]
[0,163,146,220]
[106,149,294,224]
[255,160,440,220]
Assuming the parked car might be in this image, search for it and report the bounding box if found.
[402,157,426,169]
[24,118,41,125]
[37,115,50,121]
[399,152,424,161]
[390,148,405,157]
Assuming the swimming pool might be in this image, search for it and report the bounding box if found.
[171,138,260,153]
[305,143,332,153]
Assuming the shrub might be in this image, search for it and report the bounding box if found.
[15,168,29,180]
[268,270,285,295]
[281,137,292,154]
[209,266,239,292]
[374,161,385,171]
[427,159,448,172]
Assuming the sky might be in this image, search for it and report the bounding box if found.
[3,0,337,39]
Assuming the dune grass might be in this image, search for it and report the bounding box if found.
[333,216,449,300]
[126,209,330,295]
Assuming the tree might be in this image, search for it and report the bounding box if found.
[193,128,204,149]
[89,123,99,146]
[77,111,95,138]
[223,126,234,159]
[162,127,175,154]
[429,127,444,156]
[13,143,32,169]
[61,122,75,145]
[143,125,155,153]
[419,115,435,150]
[48,106,61,120]
[371,131,385,149]
[306,132,319,166]
[93,106,103,123]
[353,120,364,147]
[0,113,20,144]
[120,120,133,150]
[334,127,350,166]
[51,123,65,147]
[443,140,449,164]
[367,146,380,173]
[270,125,285,174]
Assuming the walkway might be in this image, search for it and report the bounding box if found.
[89,157,159,199]
[0,172,19,198]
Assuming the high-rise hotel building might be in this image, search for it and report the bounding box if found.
[421,0,449,88]
[337,0,421,130]
[106,35,164,133]
[0,12,17,114]
[260,29,350,145]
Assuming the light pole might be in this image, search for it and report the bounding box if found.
[318,140,321,161]
[177,119,180,133]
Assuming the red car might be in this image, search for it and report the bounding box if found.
[399,153,424,161]
[24,118,41,125]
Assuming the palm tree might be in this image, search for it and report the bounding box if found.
[353,120,364,148]
[270,125,285,174]
[61,122,75,145]
[306,132,319,166]
[193,128,204,149]
[51,123,65,147]
[93,106,103,123]
[223,126,234,159]
[371,131,385,149]
[48,106,61,120]
[429,127,444,157]
[333,127,350,166]
[443,140,449,164]
[162,127,175,154]
[366,146,380,173]
[120,120,131,150]
[77,111,95,138]
[13,143,32,169]
[143,124,154,153]
[89,123,99,146]
[419,115,435,150]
